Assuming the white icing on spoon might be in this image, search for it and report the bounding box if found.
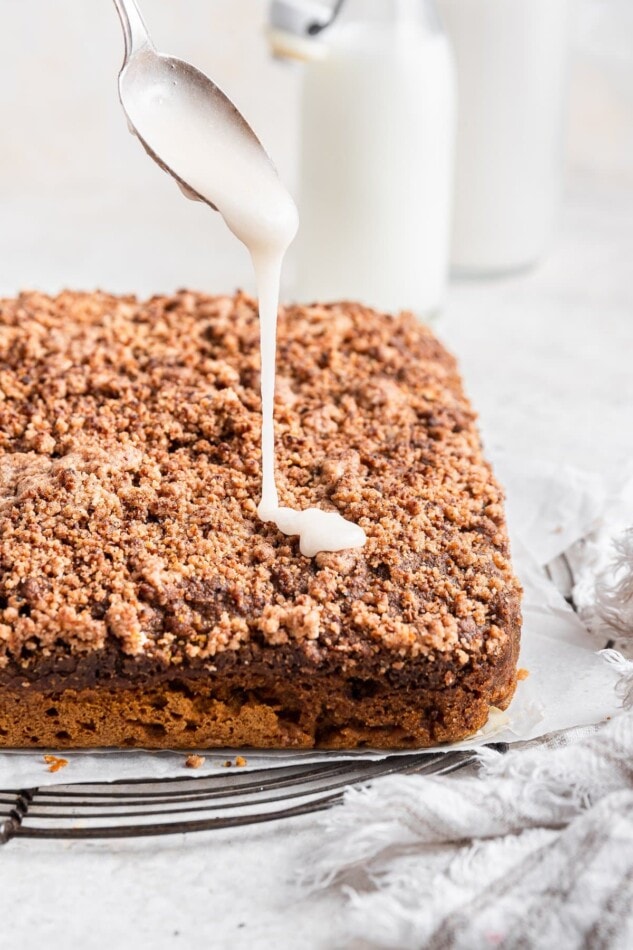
[114,3,366,557]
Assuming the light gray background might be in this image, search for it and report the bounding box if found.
[0,2,632,948]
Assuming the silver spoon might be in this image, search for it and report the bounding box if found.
[112,0,273,213]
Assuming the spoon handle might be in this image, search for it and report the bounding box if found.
[113,0,152,59]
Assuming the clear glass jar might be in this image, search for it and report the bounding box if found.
[291,0,455,318]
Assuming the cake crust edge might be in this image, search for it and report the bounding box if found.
[0,625,519,749]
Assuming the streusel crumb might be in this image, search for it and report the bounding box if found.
[0,290,520,678]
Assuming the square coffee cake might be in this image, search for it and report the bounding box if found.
[0,291,521,748]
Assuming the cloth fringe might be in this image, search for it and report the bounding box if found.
[572,473,633,650]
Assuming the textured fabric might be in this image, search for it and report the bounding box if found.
[571,470,633,653]
[301,670,633,949]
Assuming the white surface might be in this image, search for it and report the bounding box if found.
[0,1,632,948]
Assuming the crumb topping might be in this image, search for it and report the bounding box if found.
[43,754,68,772]
[0,290,520,674]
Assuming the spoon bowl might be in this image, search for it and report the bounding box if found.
[113,0,275,215]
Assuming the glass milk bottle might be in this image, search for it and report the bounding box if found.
[274,0,456,318]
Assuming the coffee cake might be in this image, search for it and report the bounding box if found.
[0,290,521,748]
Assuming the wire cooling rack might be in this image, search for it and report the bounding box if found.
[0,750,481,844]
[0,551,577,845]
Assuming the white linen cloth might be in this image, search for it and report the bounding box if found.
[300,472,633,949]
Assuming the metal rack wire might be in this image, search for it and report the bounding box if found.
[0,749,478,843]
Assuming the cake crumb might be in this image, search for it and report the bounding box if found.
[43,755,69,773]
[185,754,206,769]
[517,668,529,681]
[222,760,233,768]
[235,755,247,768]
